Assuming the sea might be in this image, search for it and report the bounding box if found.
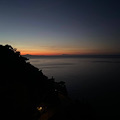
[27,55,120,118]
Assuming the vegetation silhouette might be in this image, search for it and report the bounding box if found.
[0,44,96,120]
[0,44,68,120]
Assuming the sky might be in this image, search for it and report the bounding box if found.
[0,0,120,55]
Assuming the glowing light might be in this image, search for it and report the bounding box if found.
[37,106,43,111]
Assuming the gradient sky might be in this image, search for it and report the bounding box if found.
[0,0,120,55]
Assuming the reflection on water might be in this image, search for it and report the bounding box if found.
[29,57,120,117]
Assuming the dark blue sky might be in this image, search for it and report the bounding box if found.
[0,0,120,55]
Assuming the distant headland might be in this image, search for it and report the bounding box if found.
[23,54,120,59]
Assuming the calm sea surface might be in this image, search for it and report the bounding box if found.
[28,56,120,117]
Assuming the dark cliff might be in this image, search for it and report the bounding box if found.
[0,44,67,120]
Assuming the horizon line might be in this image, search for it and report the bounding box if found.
[22,54,120,57]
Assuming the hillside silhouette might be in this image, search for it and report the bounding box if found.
[0,44,68,120]
[0,44,97,120]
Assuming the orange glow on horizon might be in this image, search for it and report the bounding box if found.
[18,46,119,56]
[20,49,86,55]
[21,51,62,55]
[20,49,115,56]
